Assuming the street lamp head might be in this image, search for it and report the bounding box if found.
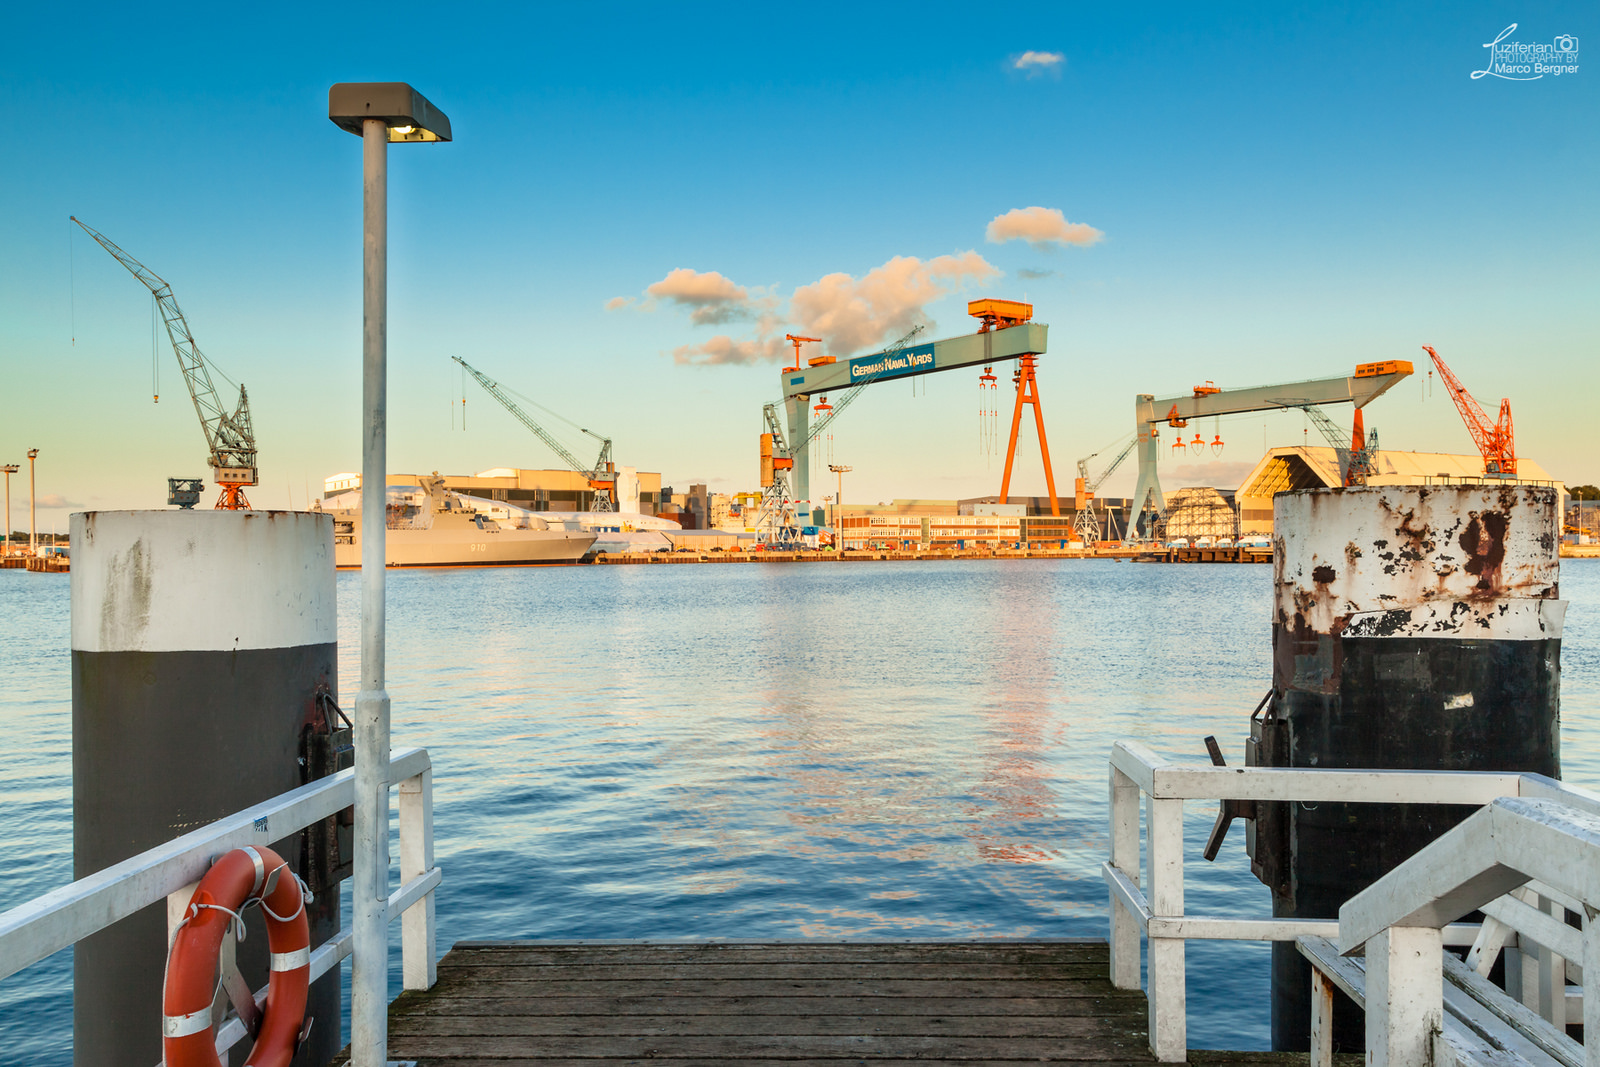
[328,82,452,142]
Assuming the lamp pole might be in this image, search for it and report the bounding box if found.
[330,82,450,1067]
[1,464,16,556]
[27,449,38,556]
[353,112,391,1067]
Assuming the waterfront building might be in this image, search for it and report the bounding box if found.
[1234,448,1565,537]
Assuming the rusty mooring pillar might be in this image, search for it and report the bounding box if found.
[1251,484,1562,1051]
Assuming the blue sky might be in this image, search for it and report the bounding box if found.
[2,1,1594,522]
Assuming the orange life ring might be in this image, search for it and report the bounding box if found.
[162,845,311,1067]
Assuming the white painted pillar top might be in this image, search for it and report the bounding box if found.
[1274,485,1562,640]
[70,510,336,653]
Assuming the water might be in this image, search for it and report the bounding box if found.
[3,559,1598,1062]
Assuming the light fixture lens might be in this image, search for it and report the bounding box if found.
[393,125,415,134]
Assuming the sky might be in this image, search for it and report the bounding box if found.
[1,1,1595,526]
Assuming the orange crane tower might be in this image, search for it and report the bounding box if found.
[976,301,1060,516]
[1421,346,1516,478]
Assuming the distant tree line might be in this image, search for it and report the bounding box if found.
[1572,485,1600,501]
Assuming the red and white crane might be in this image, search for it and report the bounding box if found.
[1421,346,1516,478]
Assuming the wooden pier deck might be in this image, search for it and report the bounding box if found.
[340,938,1326,1066]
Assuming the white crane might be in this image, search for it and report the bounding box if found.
[72,217,257,508]
[453,356,616,511]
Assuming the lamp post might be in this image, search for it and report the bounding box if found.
[1,464,16,556]
[329,82,451,1067]
[27,449,38,557]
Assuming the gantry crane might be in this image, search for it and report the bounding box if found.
[775,302,1048,508]
[1128,361,1413,536]
[1073,437,1138,543]
[71,217,258,508]
[755,326,925,546]
[453,356,616,511]
[1421,346,1516,478]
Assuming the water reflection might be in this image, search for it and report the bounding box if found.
[4,561,1598,1065]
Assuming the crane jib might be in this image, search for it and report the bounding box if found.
[70,217,258,507]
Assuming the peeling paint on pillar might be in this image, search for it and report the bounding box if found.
[1255,485,1562,1052]
[70,509,341,1067]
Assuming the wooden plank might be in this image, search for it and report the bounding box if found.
[390,1013,1146,1038]
[427,962,1113,981]
[420,976,1129,999]
[353,1061,1170,1067]
[383,1033,1156,1058]
[398,994,1146,1018]
[358,1059,1359,1067]
[442,942,1111,964]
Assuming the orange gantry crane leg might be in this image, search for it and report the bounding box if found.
[997,353,1061,516]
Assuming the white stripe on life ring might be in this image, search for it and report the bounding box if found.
[163,1007,213,1038]
[241,846,266,895]
[271,947,311,972]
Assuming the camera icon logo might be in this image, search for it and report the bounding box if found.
[1553,35,1579,53]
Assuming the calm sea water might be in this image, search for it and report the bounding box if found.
[3,558,1597,1062]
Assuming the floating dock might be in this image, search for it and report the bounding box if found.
[335,938,1316,1065]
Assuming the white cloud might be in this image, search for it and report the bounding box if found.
[604,295,634,310]
[790,252,1000,356]
[1012,50,1065,74]
[645,268,762,325]
[652,250,1001,367]
[672,335,787,367]
[986,206,1103,249]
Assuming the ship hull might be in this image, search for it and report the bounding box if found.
[333,523,596,568]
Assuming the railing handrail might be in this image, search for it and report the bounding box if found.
[1110,739,1551,804]
[1326,794,1600,1067]
[1339,795,1600,951]
[0,745,430,982]
[1103,741,1600,1063]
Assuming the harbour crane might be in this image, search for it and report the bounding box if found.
[775,302,1047,508]
[755,326,925,546]
[71,217,258,509]
[1421,345,1516,478]
[1128,361,1412,536]
[1299,405,1381,486]
[452,356,616,511]
[1073,437,1138,543]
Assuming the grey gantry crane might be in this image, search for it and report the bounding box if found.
[72,217,258,508]
[452,356,616,511]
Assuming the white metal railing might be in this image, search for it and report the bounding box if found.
[1103,739,1595,1061]
[0,746,438,1065]
[1336,794,1600,1067]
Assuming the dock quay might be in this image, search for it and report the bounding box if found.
[2,554,68,572]
[334,938,1318,1066]
[592,546,1269,566]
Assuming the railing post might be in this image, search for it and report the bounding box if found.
[1538,894,1568,1028]
[1584,916,1600,1067]
[399,767,436,991]
[1108,765,1141,990]
[1364,926,1442,1067]
[1146,795,1185,1062]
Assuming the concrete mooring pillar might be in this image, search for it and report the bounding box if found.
[1250,484,1563,1052]
[70,509,343,1067]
